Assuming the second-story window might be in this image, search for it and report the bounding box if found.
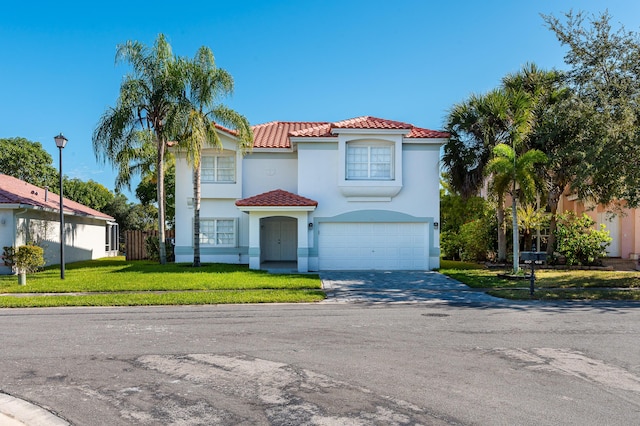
[346,143,393,180]
[201,154,235,183]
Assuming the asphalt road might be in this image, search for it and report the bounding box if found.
[1,301,639,425]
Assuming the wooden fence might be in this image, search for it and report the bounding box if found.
[125,230,175,261]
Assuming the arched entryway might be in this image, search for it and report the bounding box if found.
[261,216,298,265]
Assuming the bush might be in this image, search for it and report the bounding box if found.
[555,212,612,266]
[2,246,17,272]
[145,235,174,262]
[441,231,463,260]
[458,219,491,262]
[16,245,45,273]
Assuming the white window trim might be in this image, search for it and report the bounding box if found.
[195,218,238,248]
[337,135,403,201]
[346,141,394,181]
[201,153,236,183]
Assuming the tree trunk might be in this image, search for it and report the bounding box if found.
[193,160,201,267]
[546,186,562,257]
[157,138,167,264]
[496,198,507,262]
[512,189,519,273]
[524,231,533,251]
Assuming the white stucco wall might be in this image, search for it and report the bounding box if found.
[0,209,16,274]
[242,152,298,197]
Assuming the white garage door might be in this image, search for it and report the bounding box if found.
[318,222,428,270]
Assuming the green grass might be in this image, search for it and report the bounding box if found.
[440,260,640,301]
[0,257,325,307]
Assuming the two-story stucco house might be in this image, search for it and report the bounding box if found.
[173,116,448,272]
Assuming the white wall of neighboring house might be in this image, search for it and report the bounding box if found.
[0,209,16,274]
[0,208,113,274]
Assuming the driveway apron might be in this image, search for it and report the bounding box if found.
[320,271,505,304]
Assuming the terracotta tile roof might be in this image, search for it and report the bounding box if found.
[255,116,449,146]
[252,121,328,148]
[235,189,318,207]
[332,116,413,130]
[0,174,114,220]
[406,127,450,138]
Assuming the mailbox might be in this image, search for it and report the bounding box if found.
[521,251,547,264]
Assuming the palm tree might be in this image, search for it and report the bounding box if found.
[504,64,583,257]
[93,34,184,264]
[444,91,510,199]
[178,46,253,267]
[516,204,550,251]
[486,143,547,272]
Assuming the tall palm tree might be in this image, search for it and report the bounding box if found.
[93,34,184,264]
[178,46,253,267]
[444,88,532,262]
[486,143,547,272]
[504,64,582,256]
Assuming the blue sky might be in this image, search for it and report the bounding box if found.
[2,0,640,201]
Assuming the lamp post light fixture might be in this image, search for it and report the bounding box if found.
[54,133,68,279]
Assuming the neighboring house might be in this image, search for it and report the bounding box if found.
[173,116,448,272]
[558,193,640,260]
[0,174,118,274]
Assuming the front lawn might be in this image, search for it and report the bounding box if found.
[0,257,325,307]
[439,260,640,301]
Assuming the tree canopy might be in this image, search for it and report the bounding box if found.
[543,11,640,207]
[0,137,58,188]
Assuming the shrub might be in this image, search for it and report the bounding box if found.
[555,212,612,266]
[458,218,491,262]
[15,244,45,273]
[145,235,174,262]
[441,231,463,260]
[2,246,17,272]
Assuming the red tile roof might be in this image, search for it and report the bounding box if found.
[0,174,114,220]
[252,121,328,148]
[235,189,318,207]
[252,116,449,148]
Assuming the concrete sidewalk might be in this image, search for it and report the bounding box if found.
[0,393,69,426]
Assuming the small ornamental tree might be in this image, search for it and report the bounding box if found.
[554,212,612,266]
[15,244,46,274]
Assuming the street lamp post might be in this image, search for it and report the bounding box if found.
[54,133,68,279]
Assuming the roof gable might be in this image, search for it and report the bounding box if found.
[0,174,114,220]
[235,189,318,207]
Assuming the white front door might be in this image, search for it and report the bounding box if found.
[597,213,621,257]
[263,217,297,261]
[318,222,428,270]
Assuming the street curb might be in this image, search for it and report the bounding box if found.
[0,393,70,425]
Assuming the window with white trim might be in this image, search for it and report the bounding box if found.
[346,143,393,180]
[198,219,236,247]
[201,154,235,183]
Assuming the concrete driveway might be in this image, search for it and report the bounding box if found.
[320,270,507,304]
